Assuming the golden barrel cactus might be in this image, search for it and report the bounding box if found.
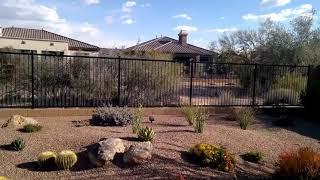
[37,151,57,168]
[0,176,8,180]
[55,150,77,170]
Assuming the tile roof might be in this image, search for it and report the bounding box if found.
[127,36,216,56]
[1,27,99,51]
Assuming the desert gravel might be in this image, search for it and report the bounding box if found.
[0,114,320,180]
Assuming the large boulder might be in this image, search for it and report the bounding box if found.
[88,138,126,167]
[123,141,153,164]
[2,115,38,129]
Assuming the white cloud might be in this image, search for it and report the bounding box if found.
[173,25,198,32]
[0,0,135,48]
[104,15,114,24]
[261,0,291,7]
[83,0,99,5]
[205,27,238,33]
[122,1,136,13]
[243,4,313,22]
[0,0,65,23]
[122,18,136,25]
[172,14,192,20]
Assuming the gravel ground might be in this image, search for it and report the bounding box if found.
[0,114,320,180]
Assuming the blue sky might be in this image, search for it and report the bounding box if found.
[0,0,319,48]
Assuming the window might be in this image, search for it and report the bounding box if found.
[41,51,64,55]
[19,50,36,54]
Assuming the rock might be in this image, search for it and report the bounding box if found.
[123,141,153,164]
[2,115,38,129]
[88,138,126,167]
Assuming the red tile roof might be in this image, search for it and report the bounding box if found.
[127,36,216,55]
[1,27,99,51]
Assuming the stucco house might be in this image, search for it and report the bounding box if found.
[0,27,100,55]
[127,30,217,62]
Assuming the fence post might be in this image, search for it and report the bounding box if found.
[117,56,121,106]
[189,58,194,106]
[306,65,314,98]
[31,51,35,109]
[252,64,258,106]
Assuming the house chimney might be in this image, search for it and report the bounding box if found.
[178,30,188,46]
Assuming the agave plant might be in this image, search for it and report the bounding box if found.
[10,137,25,151]
[137,127,155,141]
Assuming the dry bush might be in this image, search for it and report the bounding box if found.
[181,106,197,126]
[276,147,320,179]
[229,107,255,130]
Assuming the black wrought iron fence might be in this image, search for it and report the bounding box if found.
[0,51,311,108]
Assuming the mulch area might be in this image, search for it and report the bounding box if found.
[0,114,320,180]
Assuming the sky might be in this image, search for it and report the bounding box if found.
[0,0,319,49]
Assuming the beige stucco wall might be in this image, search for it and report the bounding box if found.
[0,37,68,54]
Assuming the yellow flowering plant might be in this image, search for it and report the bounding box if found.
[189,143,236,172]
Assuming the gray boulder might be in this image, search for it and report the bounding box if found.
[123,141,153,164]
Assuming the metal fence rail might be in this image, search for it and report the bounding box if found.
[0,52,310,108]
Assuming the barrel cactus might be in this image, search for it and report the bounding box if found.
[55,150,77,170]
[10,137,25,151]
[137,127,155,141]
[0,176,8,180]
[38,151,57,168]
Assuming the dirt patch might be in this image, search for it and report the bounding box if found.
[0,115,319,179]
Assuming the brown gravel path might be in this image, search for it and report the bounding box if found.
[0,115,320,180]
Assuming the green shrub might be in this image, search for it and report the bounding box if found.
[181,106,197,126]
[22,124,42,133]
[137,127,155,141]
[38,151,57,169]
[120,51,182,106]
[91,106,133,126]
[55,150,77,170]
[272,73,307,96]
[189,143,236,172]
[264,88,300,106]
[241,151,263,163]
[10,137,25,151]
[132,105,143,133]
[193,108,206,133]
[304,66,320,119]
[232,108,255,130]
